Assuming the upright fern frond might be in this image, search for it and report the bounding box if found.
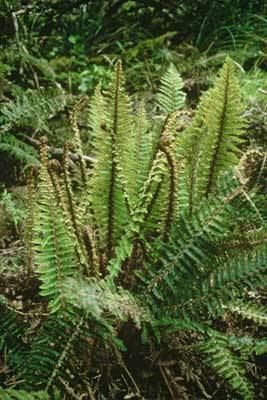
[181,57,245,212]
[157,64,186,113]
[48,157,89,275]
[131,100,153,202]
[200,57,245,196]
[90,62,134,262]
[24,166,36,275]
[69,98,88,187]
[33,140,78,313]
[144,112,181,238]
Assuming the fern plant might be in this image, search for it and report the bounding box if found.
[0,88,69,165]
[0,59,266,399]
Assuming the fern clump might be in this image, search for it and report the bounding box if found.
[0,58,266,399]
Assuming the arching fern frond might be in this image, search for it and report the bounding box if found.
[200,332,254,400]
[20,311,86,392]
[1,89,68,134]
[0,134,38,164]
[141,171,243,309]
[226,300,267,326]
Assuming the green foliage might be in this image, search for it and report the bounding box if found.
[0,89,71,165]
[180,57,246,213]
[0,58,266,399]
[0,388,51,400]
[0,189,24,232]
[33,143,79,313]
[157,63,185,113]
[200,332,254,400]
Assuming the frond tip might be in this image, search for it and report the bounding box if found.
[157,64,186,113]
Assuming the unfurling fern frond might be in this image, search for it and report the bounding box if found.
[89,64,132,262]
[33,141,78,313]
[157,63,186,113]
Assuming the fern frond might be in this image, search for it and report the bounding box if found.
[180,57,245,212]
[159,241,266,321]
[200,332,254,400]
[90,62,135,262]
[63,277,148,329]
[33,141,78,313]
[24,167,37,275]
[0,300,26,364]
[20,311,86,392]
[108,150,167,279]
[0,387,50,400]
[69,98,88,187]
[58,149,90,274]
[141,171,243,309]
[200,57,245,196]
[131,100,153,202]
[143,112,181,238]
[89,84,113,256]
[1,89,68,134]
[228,335,267,357]
[226,300,267,325]
[0,134,38,164]
[157,64,185,113]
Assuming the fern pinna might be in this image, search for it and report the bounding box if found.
[0,58,266,399]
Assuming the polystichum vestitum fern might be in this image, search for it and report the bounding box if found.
[0,58,266,399]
